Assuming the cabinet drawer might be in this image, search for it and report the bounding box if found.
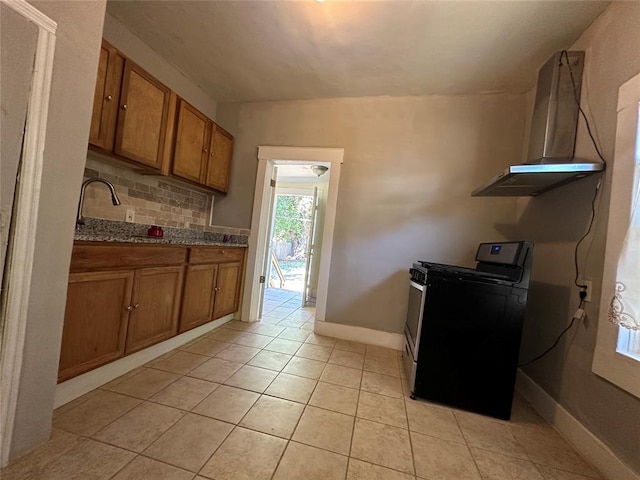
[189,247,244,264]
[71,244,187,271]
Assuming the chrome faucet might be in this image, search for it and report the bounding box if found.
[76,178,121,228]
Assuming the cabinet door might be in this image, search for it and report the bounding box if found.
[213,261,241,319]
[125,266,184,354]
[58,270,134,382]
[89,40,124,150]
[179,263,218,333]
[205,126,233,192]
[172,100,210,183]
[115,60,170,169]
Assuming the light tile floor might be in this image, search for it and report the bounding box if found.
[3,288,603,480]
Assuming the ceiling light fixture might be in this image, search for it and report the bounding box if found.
[311,165,329,177]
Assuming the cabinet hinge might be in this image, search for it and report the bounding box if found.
[270,179,276,188]
[259,275,266,283]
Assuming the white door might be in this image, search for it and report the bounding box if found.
[258,167,278,319]
[302,187,319,307]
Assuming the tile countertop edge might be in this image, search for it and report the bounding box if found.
[73,234,247,248]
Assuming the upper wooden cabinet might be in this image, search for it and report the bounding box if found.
[172,100,210,183]
[88,39,234,193]
[172,99,234,193]
[205,125,233,193]
[89,43,173,172]
[89,41,123,150]
[114,61,172,170]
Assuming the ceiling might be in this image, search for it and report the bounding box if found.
[106,0,610,103]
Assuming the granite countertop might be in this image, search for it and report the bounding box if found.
[74,218,248,248]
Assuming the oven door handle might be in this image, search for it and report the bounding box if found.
[409,280,425,292]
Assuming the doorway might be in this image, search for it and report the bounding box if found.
[264,172,326,321]
[242,146,344,324]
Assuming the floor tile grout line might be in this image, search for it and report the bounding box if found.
[30,318,602,480]
[105,450,141,480]
[190,420,237,479]
[347,369,362,462]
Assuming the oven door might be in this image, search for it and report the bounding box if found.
[404,279,427,361]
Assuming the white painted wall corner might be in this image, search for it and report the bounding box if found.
[314,320,404,351]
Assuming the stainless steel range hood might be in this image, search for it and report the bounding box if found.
[472,51,605,197]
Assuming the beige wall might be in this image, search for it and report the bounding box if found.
[0,5,38,281]
[217,94,526,332]
[9,0,107,459]
[515,1,640,472]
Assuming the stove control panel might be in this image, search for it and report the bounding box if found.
[476,242,522,265]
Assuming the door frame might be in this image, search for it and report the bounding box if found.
[0,0,57,467]
[242,146,344,323]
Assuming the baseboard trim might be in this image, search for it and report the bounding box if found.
[516,370,640,480]
[314,321,404,350]
[54,315,233,408]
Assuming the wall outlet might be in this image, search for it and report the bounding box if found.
[583,280,592,303]
[125,208,135,223]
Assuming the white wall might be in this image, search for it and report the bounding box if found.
[217,94,526,332]
[9,0,107,459]
[515,1,640,473]
[0,5,38,283]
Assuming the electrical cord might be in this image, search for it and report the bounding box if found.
[518,293,586,367]
[573,179,600,289]
[560,51,607,290]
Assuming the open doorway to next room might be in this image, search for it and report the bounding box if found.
[261,164,328,322]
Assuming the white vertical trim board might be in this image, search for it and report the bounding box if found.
[0,0,57,468]
[54,314,234,408]
[592,70,640,399]
[242,146,344,323]
[314,321,404,351]
[516,371,640,480]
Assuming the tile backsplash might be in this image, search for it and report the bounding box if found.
[82,156,241,233]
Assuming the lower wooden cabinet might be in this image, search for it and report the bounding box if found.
[179,260,242,332]
[58,270,134,382]
[179,263,218,333]
[213,262,242,319]
[125,266,184,354]
[59,243,245,382]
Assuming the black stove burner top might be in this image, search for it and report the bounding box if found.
[417,261,511,281]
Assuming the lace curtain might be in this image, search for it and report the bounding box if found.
[609,174,640,331]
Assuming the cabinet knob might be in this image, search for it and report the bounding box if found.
[133,303,140,309]
[203,148,208,153]
[214,287,220,292]
[121,104,127,110]
[105,95,113,101]
[210,152,214,157]
[125,305,133,311]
